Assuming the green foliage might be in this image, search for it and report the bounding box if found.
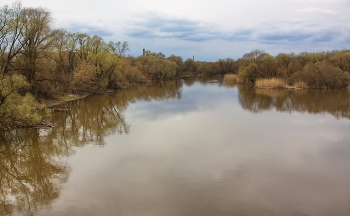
[292,61,349,88]
[167,55,183,77]
[136,55,177,80]
[0,74,50,130]
[2,2,350,129]
[149,57,177,79]
[218,58,236,74]
[238,63,259,84]
[183,58,198,74]
[197,62,220,76]
[256,54,276,78]
[232,49,350,88]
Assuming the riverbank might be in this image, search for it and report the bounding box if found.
[41,91,92,107]
[27,92,92,129]
[223,74,350,89]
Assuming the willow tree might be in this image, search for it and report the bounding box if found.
[0,2,26,75]
[218,58,236,74]
[167,55,183,77]
[17,6,54,95]
[108,41,129,58]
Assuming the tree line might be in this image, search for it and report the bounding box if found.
[232,49,350,89]
[1,2,349,130]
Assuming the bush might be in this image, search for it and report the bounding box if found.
[0,74,50,130]
[72,61,100,90]
[224,74,238,83]
[292,61,350,88]
[238,63,259,84]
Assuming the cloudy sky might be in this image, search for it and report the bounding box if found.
[3,0,350,61]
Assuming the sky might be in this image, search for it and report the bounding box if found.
[2,0,350,61]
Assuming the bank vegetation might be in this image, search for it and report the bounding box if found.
[223,49,350,89]
[1,2,349,130]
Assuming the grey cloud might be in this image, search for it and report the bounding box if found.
[259,32,313,42]
[234,29,255,36]
[312,31,337,42]
[125,13,254,42]
[125,13,347,48]
[257,27,346,45]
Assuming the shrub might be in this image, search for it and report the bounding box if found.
[238,63,259,84]
[292,61,350,88]
[72,61,100,90]
[224,74,238,83]
[292,81,309,89]
[0,74,50,130]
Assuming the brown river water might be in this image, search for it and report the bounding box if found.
[1,77,350,216]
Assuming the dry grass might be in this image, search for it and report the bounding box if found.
[292,81,309,89]
[255,78,287,89]
[255,78,310,89]
[224,74,238,83]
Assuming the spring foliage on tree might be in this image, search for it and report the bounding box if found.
[0,74,49,130]
[234,49,350,88]
[1,2,350,130]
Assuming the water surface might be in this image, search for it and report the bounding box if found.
[2,78,350,216]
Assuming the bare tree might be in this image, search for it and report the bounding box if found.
[108,41,129,58]
[17,6,54,94]
[0,2,26,75]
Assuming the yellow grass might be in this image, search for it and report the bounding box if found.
[292,81,309,89]
[255,78,310,89]
[224,74,238,83]
[255,78,287,89]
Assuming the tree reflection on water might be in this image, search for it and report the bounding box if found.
[237,86,350,119]
[0,80,182,215]
[0,129,69,216]
[2,80,350,215]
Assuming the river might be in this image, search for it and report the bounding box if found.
[1,77,350,216]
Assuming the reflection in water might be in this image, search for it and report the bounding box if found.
[0,130,69,216]
[51,80,182,146]
[1,79,350,215]
[0,80,182,216]
[238,86,350,119]
[183,75,223,87]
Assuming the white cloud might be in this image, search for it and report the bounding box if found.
[1,0,350,61]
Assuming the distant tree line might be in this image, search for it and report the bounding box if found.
[233,49,350,88]
[1,2,349,130]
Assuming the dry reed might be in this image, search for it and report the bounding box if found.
[255,78,287,89]
[224,74,238,83]
[292,81,309,89]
